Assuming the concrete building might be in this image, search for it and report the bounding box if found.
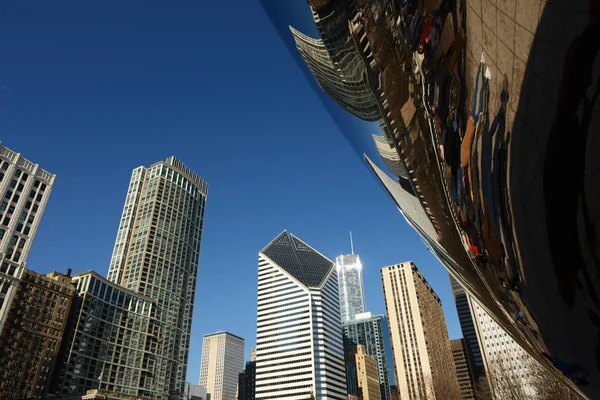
[381,262,460,399]
[106,156,208,398]
[336,251,366,323]
[255,231,347,400]
[237,361,256,400]
[355,345,382,400]
[52,271,156,398]
[199,332,244,400]
[0,143,55,334]
[451,339,475,400]
[342,312,392,400]
[0,269,74,399]
[184,383,208,400]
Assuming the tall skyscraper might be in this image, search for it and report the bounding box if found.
[449,275,489,396]
[0,269,74,399]
[237,360,256,400]
[381,262,460,399]
[106,156,208,398]
[0,143,55,334]
[336,237,366,323]
[451,339,476,400]
[342,312,392,400]
[255,231,347,400]
[52,270,157,397]
[199,331,245,400]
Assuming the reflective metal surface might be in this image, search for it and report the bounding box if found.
[259,0,600,397]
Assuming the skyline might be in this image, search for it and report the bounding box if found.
[0,0,461,385]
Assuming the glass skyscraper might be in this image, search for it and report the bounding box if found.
[343,312,392,400]
[106,156,208,399]
[336,254,366,323]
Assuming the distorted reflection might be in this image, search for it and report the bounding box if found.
[260,0,599,397]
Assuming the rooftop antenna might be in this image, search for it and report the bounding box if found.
[350,231,355,255]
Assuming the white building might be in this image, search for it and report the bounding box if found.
[336,252,366,323]
[184,382,208,400]
[199,331,245,400]
[255,231,347,400]
[0,143,55,334]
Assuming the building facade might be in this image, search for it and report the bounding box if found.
[199,331,245,400]
[451,339,475,400]
[0,143,55,334]
[381,262,460,399]
[355,344,382,400]
[184,383,208,400]
[336,253,366,323]
[52,271,157,398]
[0,269,74,399]
[255,231,347,400]
[342,312,392,400]
[106,156,208,398]
[237,361,256,400]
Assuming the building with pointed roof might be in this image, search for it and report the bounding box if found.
[255,231,347,400]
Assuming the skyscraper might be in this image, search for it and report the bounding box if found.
[381,262,460,399]
[355,345,382,400]
[342,312,392,400]
[255,231,347,400]
[106,156,208,398]
[199,331,245,400]
[451,339,476,400]
[237,360,256,400]
[336,246,366,323]
[0,143,55,334]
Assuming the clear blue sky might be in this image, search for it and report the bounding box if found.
[0,0,460,383]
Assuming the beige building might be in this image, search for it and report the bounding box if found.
[381,262,460,399]
[451,339,475,400]
[355,345,381,400]
[199,331,244,400]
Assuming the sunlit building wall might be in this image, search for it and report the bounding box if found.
[199,331,245,400]
[336,254,366,323]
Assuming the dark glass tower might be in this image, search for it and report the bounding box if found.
[237,361,256,400]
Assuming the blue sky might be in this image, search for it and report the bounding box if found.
[0,1,460,382]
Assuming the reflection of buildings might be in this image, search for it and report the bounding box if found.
[52,271,156,397]
[289,0,380,122]
[0,143,55,334]
[106,156,208,398]
[199,332,245,400]
[336,253,366,323]
[381,262,459,399]
[372,134,409,181]
[256,231,346,400]
[343,312,392,400]
[451,339,476,400]
[0,269,74,399]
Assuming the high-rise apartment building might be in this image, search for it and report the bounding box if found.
[52,271,157,398]
[0,269,74,399]
[255,231,347,400]
[237,360,256,400]
[336,252,366,323]
[381,262,460,399]
[0,143,55,334]
[451,339,476,400]
[342,312,392,400]
[199,331,245,400]
[106,156,208,398]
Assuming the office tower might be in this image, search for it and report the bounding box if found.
[381,262,460,399]
[0,269,74,399]
[356,344,382,400]
[184,383,208,400]
[342,312,392,400]
[345,347,360,400]
[107,156,208,398]
[336,251,366,322]
[237,360,256,400]
[199,332,245,400]
[451,339,476,400]
[52,271,157,397]
[250,347,256,362]
[0,143,55,334]
[255,231,347,400]
[449,275,489,395]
